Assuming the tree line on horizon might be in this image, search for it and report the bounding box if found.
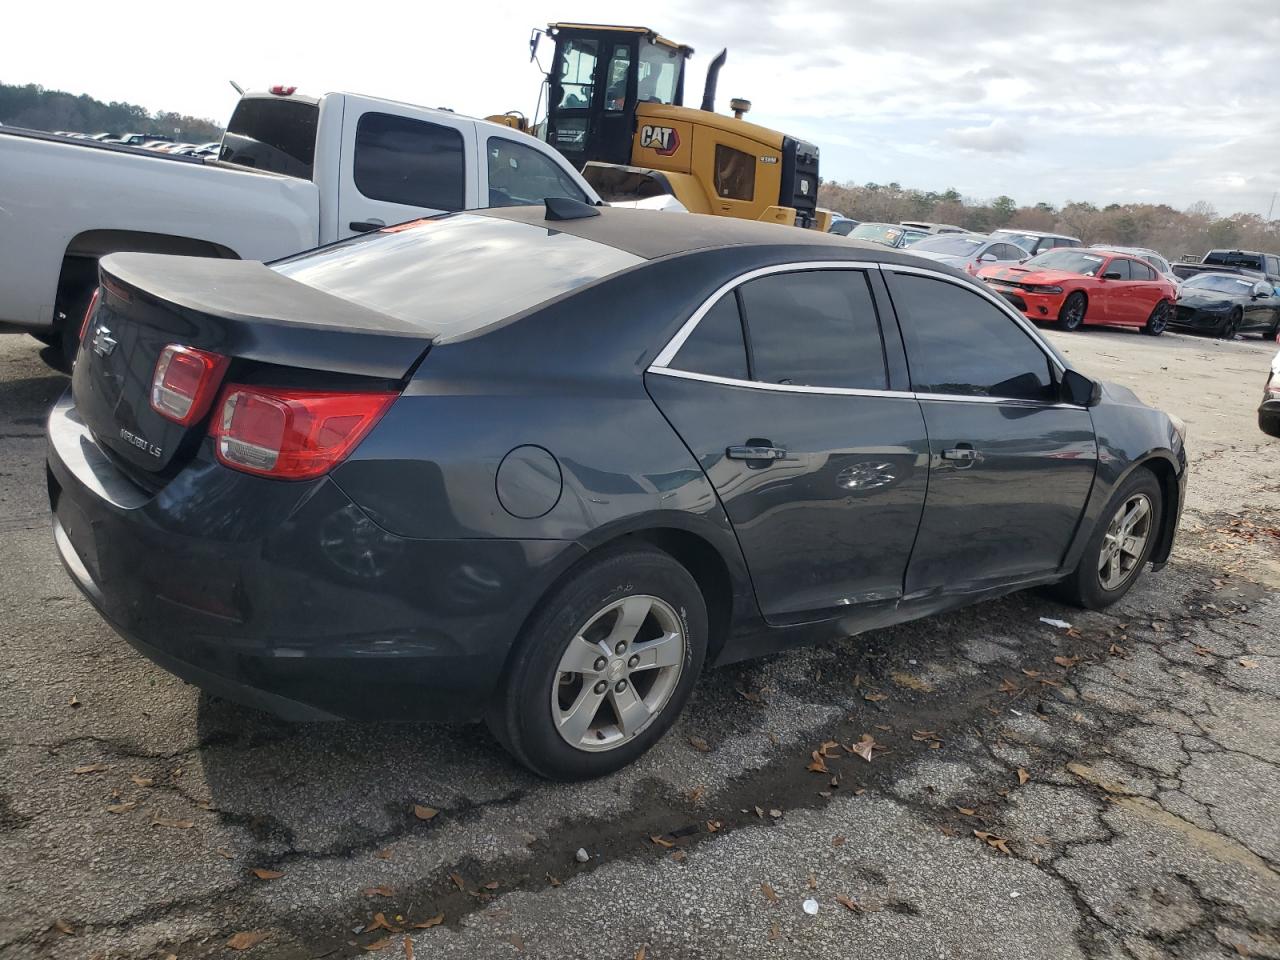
[0,82,224,141]
[818,181,1279,261]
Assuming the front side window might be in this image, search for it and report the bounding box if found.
[671,293,748,379]
[557,39,598,108]
[892,273,1055,401]
[487,137,587,207]
[353,113,464,210]
[714,144,756,201]
[637,43,681,104]
[737,271,887,389]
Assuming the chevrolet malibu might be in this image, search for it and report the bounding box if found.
[48,203,1187,780]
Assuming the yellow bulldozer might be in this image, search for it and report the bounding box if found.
[489,23,827,230]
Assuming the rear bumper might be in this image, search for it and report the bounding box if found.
[46,392,581,722]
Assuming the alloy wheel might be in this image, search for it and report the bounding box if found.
[1061,294,1085,330]
[1148,302,1169,335]
[550,595,686,752]
[1098,493,1153,591]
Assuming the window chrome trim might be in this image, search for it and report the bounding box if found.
[647,366,1084,409]
[882,262,1067,373]
[650,260,881,368]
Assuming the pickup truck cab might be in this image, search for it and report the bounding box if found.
[0,89,600,364]
[1171,249,1280,287]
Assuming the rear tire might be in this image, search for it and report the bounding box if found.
[56,284,96,373]
[1142,300,1170,336]
[487,545,708,780]
[1052,468,1163,610]
[1058,292,1087,331]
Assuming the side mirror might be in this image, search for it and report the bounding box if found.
[978,252,997,262]
[1102,271,1123,280]
[1061,368,1101,407]
[1252,282,1273,299]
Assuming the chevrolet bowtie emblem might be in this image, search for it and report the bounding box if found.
[91,325,117,358]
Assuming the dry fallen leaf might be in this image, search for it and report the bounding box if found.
[807,751,830,774]
[686,785,705,804]
[768,922,781,941]
[152,816,194,830]
[832,835,846,846]
[706,819,722,833]
[52,919,74,935]
[106,802,137,815]
[403,935,415,960]
[1239,658,1259,669]
[412,914,444,929]
[670,849,687,862]
[508,934,525,951]
[482,881,500,891]
[1017,768,1030,785]
[688,735,711,753]
[69,696,81,708]
[806,873,818,890]
[890,671,932,693]
[449,872,466,891]
[412,804,438,821]
[835,894,859,912]
[250,868,284,881]
[1021,668,1041,678]
[998,678,1020,694]
[635,947,647,960]
[649,834,675,848]
[974,830,1012,855]
[129,774,155,788]
[761,882,780,903]
[546,874,561,887]
[375,848,394,860]
[955,806,976,816]
[862,691,888,702]
[226,931,269,951]
[366,912,401,933]
[849,734,877,762]
[364,885,395,897]
[73,763,110,775]
[215,847,235,860]
[362,938,391,952]
[1053,656,1080,668]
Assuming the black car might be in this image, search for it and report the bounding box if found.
[1172,272,1280,339]
[47,203,1188,780]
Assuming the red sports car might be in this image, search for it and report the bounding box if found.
[978,248,1178,334]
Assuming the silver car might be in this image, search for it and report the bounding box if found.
[1091,245,1180,287]
[907,233,1029,276]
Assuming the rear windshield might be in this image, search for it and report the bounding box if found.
[1203,251,1264,270]
[219,97,318,179]
[850,223,904,246]
[273,214,643,341]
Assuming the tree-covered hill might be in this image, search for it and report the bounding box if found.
[0,82,223,140]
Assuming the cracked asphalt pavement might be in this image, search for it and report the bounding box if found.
[2,328,1278,959]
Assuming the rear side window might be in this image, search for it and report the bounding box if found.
[354,113,464,210]
[737,271,887,389]
[1267,256,1280,276]
[219,97,318,179]
[994,244,1025,261]
[891,274,1054,402]
[671,294,748,380]
[714,144,756,201]
[486,137,587,207]
[1130,259,1155,281]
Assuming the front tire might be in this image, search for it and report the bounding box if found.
[1219,308,1242,341]
[487,545,708,780]
[1053,468,1163,610]
[1058,291,1087,331]
[1142,300,1171,336]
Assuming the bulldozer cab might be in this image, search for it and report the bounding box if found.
[543,24,692,169]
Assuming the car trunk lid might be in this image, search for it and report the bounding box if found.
[72,253,430,477]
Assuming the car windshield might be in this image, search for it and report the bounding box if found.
[1183,274,1256,294]
[273,213,642,340]
[912,235,984,256]
[1025,250,1107,276]
[850,223,904,246]
[992,231,1042,252]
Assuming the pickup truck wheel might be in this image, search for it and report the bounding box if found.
[1142,301,1170,336]
[57,285,96,372]
[1058,292,1087,331]
[486,545,707,780]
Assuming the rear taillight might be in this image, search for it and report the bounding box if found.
[77,288,102,343]
[150,345,229,425]
[211,387,395,480]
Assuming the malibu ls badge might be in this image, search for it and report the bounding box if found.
[90,324,117,358]
[119,427,162,458]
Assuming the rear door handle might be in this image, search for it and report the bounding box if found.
[727,444,787,461]
[942,446,980,462]
[349,219,386,233]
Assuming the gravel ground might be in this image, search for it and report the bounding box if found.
[1,327,1277,960]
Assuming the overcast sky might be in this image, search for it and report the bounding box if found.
[8,0,1278,216]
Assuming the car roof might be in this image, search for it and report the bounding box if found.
[995,228,1080,240]
[480,205,899,261]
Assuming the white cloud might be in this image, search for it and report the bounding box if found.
[943,119,1026,155]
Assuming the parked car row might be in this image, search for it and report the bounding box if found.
[51,130,222,157]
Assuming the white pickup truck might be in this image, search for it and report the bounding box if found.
[0,88,600,365]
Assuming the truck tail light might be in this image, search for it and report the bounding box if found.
[78,288,101,343]
[150,345,229,425]
[211,387,395,480]
[269,85,297,96]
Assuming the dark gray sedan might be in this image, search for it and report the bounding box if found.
[48,203,1187,779]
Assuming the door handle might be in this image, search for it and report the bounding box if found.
[941,445,980,462]
[727,444,787,461]
[348,219,386,233]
